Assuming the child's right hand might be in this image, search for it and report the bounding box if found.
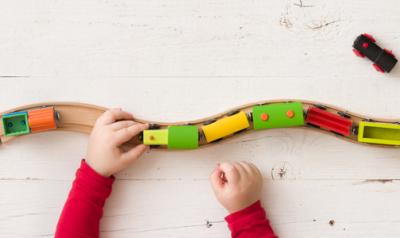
[210,161,263,213]
[86,108,149,177]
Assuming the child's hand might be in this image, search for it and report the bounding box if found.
[210,161,263,213]
[86,108,149,177]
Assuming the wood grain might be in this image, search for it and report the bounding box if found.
[0,0,400,237]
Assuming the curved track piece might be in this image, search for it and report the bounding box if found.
[1,100,400,149]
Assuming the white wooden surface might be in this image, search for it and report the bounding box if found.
[1,0,400,237]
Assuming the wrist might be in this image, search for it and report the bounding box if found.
[226,198,260,214]
[84,159,112,178]
[225,200,263,222]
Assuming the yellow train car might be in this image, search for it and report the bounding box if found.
[358,121,400,145]
[202,111,250,143]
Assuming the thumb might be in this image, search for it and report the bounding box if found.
[210,166,224,192]
[121,144,149,164]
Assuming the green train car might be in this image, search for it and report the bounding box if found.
[252,102,305,130]
[143,125,199,149]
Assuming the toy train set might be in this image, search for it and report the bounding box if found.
[1,101,400,149]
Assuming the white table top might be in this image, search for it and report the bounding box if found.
[1,0,400,237]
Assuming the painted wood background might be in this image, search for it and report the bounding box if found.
[1,0,400,237]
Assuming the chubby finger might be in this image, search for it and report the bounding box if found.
[97,108,134,126]
[238,161,253,175]
[121,144,149,163]
[111,120,136,131]
[219,162,240,183]
[210,167,225,191]
[248,162,262,177]
[114,123,149,145]
[232,162,247,177]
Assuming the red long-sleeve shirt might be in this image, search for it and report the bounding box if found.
[55,160,277,238]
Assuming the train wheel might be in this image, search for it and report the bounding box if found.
[352,126,358,135]
[149,124,161,129]
[313,104,327,110]
[338,111,351,119]
[226,110,240,116]
[203,119,217,125]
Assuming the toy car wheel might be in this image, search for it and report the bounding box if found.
[372,63,384,73]
[352,49,365,57]
[363,33,376,43]
[384,48,396,58]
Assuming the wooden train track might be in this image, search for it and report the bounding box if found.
[1,100,399,148]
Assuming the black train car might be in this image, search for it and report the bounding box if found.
[353,33,397,73]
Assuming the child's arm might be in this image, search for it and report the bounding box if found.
[210,162,278,238]
[55,108,149,238]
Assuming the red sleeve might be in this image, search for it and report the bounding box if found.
[225,201,278,238]
[55,160,114,238]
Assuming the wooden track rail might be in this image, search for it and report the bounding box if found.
[1,100,399,148]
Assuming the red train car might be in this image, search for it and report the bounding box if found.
[305,107,353,136]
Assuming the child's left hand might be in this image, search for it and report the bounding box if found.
[86,108,149,177]
[210,161,263,213]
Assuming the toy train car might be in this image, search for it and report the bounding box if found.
[358,121,400,146]
[202,111,250,143]
[1,107,58,136]
[142,102,306,149]
[252,102,304,130]
[353,33,397,73]
[305,106,353,136]
[143,125,199,149]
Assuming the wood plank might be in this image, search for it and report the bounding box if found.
[1,0,400,237]
[1,179,400,237]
